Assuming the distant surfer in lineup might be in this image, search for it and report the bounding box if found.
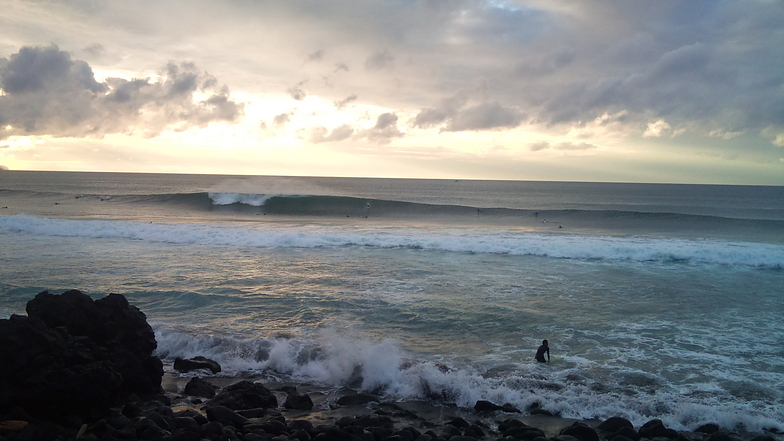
[535,339,550,363]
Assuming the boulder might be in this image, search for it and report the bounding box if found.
[559,422,599,441]
[336,394,378,406]
[205,405,248,427]
[183,377,218,398]
[0,290,164,422]
[639,420,677,440]
[209,380,277,410]
[598,417,635,434]
[285,388,315,410]
[174,356,222,374]
[474,400,502,412]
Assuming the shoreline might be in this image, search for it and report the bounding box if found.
[159,369,782,441]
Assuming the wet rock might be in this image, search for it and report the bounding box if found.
[474,400,502,412]
[560,422,600,441]
[706,433,733,441]
[285,388,315,410]
[504,426,546,440]
[609,426,641,441]
[210,380,278,410]
[639,420,678,440]
[598,417,635,434]
[206,405,248,427]
[183,376,218,398]
[0,290,163,422]
[337,394,378,406]
[174,356,222,374]
[695,425,720,435]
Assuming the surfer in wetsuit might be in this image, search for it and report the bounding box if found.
[535,339,550,363]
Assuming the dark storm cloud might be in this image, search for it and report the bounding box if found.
[0,45,243,139]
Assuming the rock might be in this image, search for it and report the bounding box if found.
[0,291,163,422]
[0,420,29,431]
[706,433,733,441]
[639,420,677,440]
[609,426,641,441]
[598,417,635,434]
[505,426,546,440]
[209,380,277,410]
[473,400,502,412]
[337,394,378,406]
[206,405,248,427]
[183,376,218,398]
[695,425,720,435]
[559,422,599,441]
[285,388,315,410]
[174,356,222,374]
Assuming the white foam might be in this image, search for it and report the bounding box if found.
[208,192,276,206]
[2,214,782,268]
[153,326,784,433]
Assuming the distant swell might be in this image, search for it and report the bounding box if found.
[2,214,782,268]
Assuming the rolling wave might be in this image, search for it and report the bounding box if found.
[1,214,781,268]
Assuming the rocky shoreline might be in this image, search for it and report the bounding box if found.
[1,291,782,441]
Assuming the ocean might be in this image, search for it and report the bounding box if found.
[1,171,782,433]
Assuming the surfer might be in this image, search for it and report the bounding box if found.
[535,339,550,363]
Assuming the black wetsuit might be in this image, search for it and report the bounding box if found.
[535,344,549,362]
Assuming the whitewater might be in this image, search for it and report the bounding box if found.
[1,171,782,434]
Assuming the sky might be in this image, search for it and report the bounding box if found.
[0,0,783,184]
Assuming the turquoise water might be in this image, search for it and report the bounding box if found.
[1,171,782,432]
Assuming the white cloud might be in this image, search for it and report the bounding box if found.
[643,120,672,138]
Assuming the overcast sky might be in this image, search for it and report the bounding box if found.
[1,0,782,184]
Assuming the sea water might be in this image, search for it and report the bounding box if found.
[1,171,782,432]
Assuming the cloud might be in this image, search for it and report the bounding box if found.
[414,89,524,132]
[359,113,404,143]
[309,124,354,143]
[643,120,672,138]
[334,94,357,109]
[287,83,307,101]
[365,49,394,71]
[446,102,525,132]
[273,112,293,126]
[0,45,243,140]
[528,141,597,151]
[307,49,324,62]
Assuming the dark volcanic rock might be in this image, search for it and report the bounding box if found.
[474,400,502,412]
[559,422,599,441]
[598,417,635,434]
[183,376,218,398]
[337,394,378,406]
[174,356,222,374]
[639,419,678,439]
[285,388,315,410]
[0,290,163,422]
[209,380,278,410]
